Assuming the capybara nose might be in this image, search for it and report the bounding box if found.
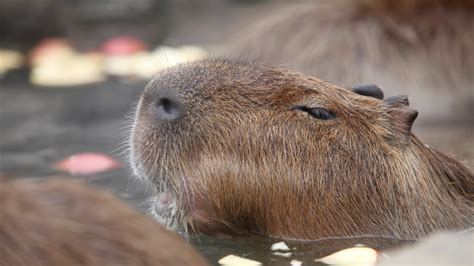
[153,91,183,121]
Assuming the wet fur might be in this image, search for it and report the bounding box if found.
[227,0,474,123]
[0,178,208,266]
[131,59,473,241]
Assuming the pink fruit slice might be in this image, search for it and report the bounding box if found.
[29,38,74,66]
[54,153,121,175]
[101,36,146,56]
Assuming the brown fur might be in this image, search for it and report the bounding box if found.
[226,0,474,123]
[130,59,473,241]
[0,178,208,266]
[359,0,474,15]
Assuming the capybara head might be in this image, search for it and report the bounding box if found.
[130,59,473,240]
[0,178,208,266]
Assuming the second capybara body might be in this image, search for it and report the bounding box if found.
[130,59,473,241]
[0,178,208,266]
[226,0,474,124]
[378,230,474,265]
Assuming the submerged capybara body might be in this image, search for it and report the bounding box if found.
[0,178,208,266]
[227,0,474,123]
[130,59,473,241]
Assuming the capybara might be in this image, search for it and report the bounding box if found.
[0,178,208,266]
[130,59,473,241]
[377,230,473,265]
[226,0,474,124]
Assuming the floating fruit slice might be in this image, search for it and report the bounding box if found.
[218,255,261,266]
[54,153,121,176]
[101,36,146,77]
[290,260,302,266]
[31,52,105,87]
[315,247,378,266]
[29,38,75,66]
[101,36,146,56]
[0,49,23,75]
[271,241,290,251]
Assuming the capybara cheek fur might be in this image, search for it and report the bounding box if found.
[0,178,208,266]
[131,59,473,241]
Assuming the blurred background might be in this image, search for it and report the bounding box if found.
[0,0,472,264]
[0,0,274,179]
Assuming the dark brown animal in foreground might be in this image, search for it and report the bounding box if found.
[227,0,474,124]
[0,178,208,266]
[130,59,473,241]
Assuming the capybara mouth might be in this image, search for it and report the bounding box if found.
[132,169,193,232]
[129,148,193,232]
[149,192,181,230]
[149,189,228,236]
[130,59,474,240]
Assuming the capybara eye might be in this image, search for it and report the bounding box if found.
[294,106,335,120]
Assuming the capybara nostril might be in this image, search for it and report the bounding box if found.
[154,95,183,121]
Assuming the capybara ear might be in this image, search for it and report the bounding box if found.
[384,95,418,137]
[351,84,384,100]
